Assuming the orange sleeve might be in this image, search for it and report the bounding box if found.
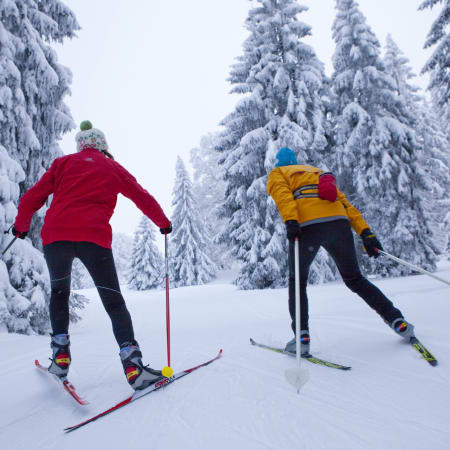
[337,190,370,235]
[267,168,299,223]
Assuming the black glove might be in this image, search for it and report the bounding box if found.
[12,226,28,239]
[361,228,382,258]
[160,223,172,235]
[285,220,301,241]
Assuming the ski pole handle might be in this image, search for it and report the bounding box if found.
[164,232,169,277]
[377,249,450,286]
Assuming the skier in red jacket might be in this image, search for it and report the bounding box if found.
[13,121,172,390]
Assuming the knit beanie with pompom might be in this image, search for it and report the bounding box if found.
[75,120,109,152]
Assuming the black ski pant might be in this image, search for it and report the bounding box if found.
[288,219,403,333]
[43,241,134,346]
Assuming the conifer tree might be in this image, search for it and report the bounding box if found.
[419,0,450,138]
[0,1,88,333]
[383,35,450,254]
[0,145,49,333]
[330,0,438,276]
[128,216,163,291]
[170,157,217,287]
[190,133,231,269]
[0,0,79,247]
[216,0,335,289]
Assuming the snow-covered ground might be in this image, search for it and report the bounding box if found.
[1,261,449,450]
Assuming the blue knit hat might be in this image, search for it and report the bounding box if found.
[275,147,298,167]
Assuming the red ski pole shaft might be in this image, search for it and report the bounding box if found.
[164,233,171,367]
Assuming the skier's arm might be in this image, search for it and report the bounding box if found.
[337,190,370,235]
[14,161,57,232]
[116,165,171,229]
[267,168,299,222]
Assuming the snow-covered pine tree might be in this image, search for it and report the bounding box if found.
[0,1,87,334]
[0,145,49,333]
[330,0,438,277]
[128,216,163,291]
[112,232,133,284]
[215,0,336,289]
[190,133,232,269]
[0,0,79,247]
[416,100,450,254]
[419,0,450,139]
[383,35,450,255]
[170,157,217,287]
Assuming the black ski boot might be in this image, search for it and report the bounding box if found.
[48,334,71,378]
[119,341,163,390]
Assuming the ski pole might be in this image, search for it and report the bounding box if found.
[2,236,18,256]
[165,233,171,366]
[377,249,450,286]
[285,237,309,393]
[161,232,174,378]
[2,225,18,256]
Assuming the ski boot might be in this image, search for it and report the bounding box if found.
[48,333,71,378]
[119,341,164,390]
[390,317,415,341]
[285,330,311,356]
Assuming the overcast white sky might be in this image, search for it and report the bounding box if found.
[55,0,439,237]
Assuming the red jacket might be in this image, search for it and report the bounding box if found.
[14,148,170,249]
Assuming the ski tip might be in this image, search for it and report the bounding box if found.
[35,359,46,370]
[249,338,255,345]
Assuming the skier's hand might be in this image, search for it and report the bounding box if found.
[285,220,301,241]
[160,223,173,235]
[12,226,28,239]
[361,228,382,258]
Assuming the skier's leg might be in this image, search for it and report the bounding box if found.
[43,242,74,377]
[322,220,408,331]
[75,242,162,389]
[75,242,134,346]
[43,241,74,335]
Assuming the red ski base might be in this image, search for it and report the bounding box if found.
[35,360,89,406]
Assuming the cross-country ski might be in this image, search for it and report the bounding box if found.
[64,350,222,433]
[249,338,352,370]
[410,337,438,366]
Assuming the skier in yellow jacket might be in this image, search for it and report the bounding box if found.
[267,147,415,355]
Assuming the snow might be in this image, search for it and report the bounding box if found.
[0,261,449,449]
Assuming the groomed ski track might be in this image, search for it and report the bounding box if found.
[1,262,449,450]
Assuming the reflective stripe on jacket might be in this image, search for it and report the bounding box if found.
[266,164,369,235]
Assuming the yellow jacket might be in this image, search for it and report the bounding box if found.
[266,164,369,235]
